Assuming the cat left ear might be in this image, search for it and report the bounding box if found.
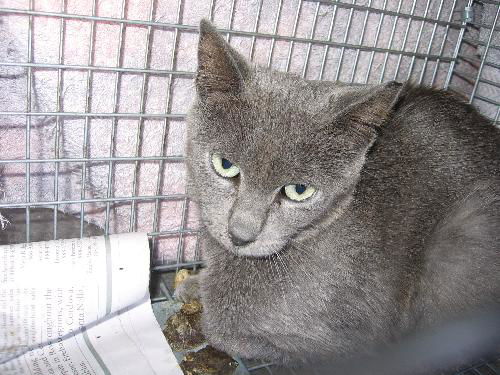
[342,81,406,130]
[196,19,251,98]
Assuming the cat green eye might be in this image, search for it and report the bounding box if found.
[283,184,316,202]
[211,153,240,178]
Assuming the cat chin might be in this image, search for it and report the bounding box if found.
[226,239,287,258]
[206,226,290,257]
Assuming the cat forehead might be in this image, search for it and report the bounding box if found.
[197,68,373,132]
[245,69,337,112]
[199,73,337,139]
[196,76,361,155]
[246,71,393,114]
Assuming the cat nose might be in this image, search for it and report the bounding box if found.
[228,229,254,247]
[228,188,269,247]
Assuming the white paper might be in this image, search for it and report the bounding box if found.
[0,233,182,375]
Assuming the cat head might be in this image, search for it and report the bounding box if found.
[187,20,404,258]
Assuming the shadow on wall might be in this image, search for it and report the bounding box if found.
[0,207,103,245]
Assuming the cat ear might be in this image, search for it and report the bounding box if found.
[339,81,406,130]
[196,19,250,97]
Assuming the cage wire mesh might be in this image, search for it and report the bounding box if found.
[0,0,499,374]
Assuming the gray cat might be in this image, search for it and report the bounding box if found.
[175,19,500,366]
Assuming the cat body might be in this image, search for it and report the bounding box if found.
[180,20,500,364]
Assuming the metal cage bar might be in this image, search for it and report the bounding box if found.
[52,0,66,239]
[0,2,466,28]
[128,0,156,233]
[249,0,264,61]
[24,0,34,242]
[285,0,301,72]
[429,0,458,86]
[364,0,388,83]
[318,3,338,80]
[103,0,126,236]
[410,0,434,78]
[417,0,445,84]
[349,0,373,83]
[334,0,355,81]
[469,4,500,103]
[393,0,418,80]
[79,0,98,238]
[444,0,475,89]
[151,0,184,260]
[301,1,321,78]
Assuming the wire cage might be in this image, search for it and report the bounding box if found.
[0,0,499,374]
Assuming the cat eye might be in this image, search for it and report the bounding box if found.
[283,184,316,202]
[211,153,240,178]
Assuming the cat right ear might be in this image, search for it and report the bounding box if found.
[196,19,250,98]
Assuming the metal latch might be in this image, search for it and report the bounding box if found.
[462,6,474,23]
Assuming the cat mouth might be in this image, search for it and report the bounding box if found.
[228,237,288,258]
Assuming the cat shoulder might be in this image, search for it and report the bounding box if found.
[392,82,497,134]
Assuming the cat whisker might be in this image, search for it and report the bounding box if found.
[274,252,295,297]
[288,240,319,260]
[268,253,290,306]
[275,251,303,303]
[285,242,319,281]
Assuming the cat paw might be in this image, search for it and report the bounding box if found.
[173,273,201,303]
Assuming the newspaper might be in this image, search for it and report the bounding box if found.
[0,233,183,375]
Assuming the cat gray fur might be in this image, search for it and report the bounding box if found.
[177,19,500,364]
